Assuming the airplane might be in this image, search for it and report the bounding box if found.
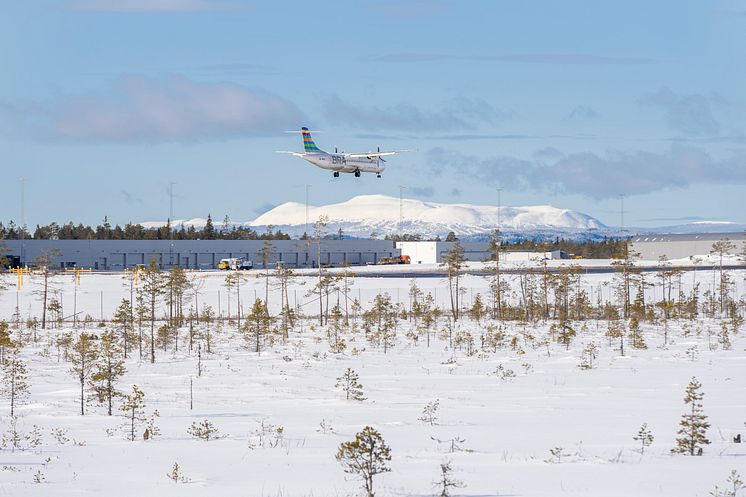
[277,127,412,178]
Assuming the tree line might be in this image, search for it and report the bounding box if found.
[0,215,291,241]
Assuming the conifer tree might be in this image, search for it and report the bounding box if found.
[329,304,346,353]
[258,240,274,313]
[166,267,189,327]
[113,299,133,358]
[710,239,735,316]
[469,293,486,323]
[672,377,710,456]
[203,214,215,240]
[138,260,166,364]
[633,422,654,454]
[69,332,98,415]
[0,321,12,364]
[274,263,296,340]
[1,346,29,416]
[32,248,62,330]
[91,330,125,416]
[434,460,464,497]
[441,242,466,321]
[628,317,647,350]
[336,426,391,497]
[336,368,365,401]
[487,228,504,320]
[244,299,272,354]
[711,470,745,497]
[120,384,146,441]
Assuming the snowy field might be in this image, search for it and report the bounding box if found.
[1,268,746,496]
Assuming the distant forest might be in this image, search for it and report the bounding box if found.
[0,217,627,258]
[0,215,292,241]
[498,237,627,259]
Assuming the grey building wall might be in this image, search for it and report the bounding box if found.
[631,232,746,260]
[2,239,399,270]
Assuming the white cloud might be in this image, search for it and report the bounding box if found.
[0,75,304,143]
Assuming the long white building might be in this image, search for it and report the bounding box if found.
[631,232,746,260]
[2,239,400,270]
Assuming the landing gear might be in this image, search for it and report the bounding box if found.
[354,170,361,177]
[377,173,381,178]
[333,171,339,177]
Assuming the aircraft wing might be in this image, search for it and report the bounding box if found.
[276,151,308,157]
[347,149,414,158]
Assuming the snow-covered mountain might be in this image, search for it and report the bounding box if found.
[249,194,607,239]
[141,195,746,240]
[143,195,608,240]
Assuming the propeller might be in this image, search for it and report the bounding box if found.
[378,146,386,162]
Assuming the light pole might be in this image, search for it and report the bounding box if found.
[305,184,312,236]
[496,187,503,232]
[169,181,176,268]
[398,185,407,240]
[20,177,26,266]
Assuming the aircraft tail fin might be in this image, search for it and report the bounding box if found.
[301,127,322,152]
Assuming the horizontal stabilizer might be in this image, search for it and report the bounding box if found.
[276,150,308,157]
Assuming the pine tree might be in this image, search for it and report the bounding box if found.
[710,239,735,316]
[32,248,62,330]
[434,460,464,497]
[336,426,391,497]
[69,332,98,416]
[419,399,440,426]
[0,321,11,364]
[329,304,346,353]
[203,214,215,240]
[672,377,710,456]
[113,299,133,358]
[628,317,647,350]
[91,330,125,416]
[441,242,466,321]
[711,470,745,497]
[138,260,166,364]
[120,385,146,441]
[244,299,272,354]
[336,368,365,401]
[187,419,219,441]
[633,422,654,454]
[1,346,29,416]
[469,293,486,323]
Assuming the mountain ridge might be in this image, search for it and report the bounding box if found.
[141,195,745,240]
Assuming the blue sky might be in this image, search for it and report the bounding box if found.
[2,0,745,229]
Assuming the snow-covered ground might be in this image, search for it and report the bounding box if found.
[1,269,745,496]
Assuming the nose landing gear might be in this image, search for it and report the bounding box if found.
[333,171,340,177]
[354,170,361,177]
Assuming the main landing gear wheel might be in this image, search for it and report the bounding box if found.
[333,171,339,177]
[377,174,381,178]
[354,170,361,177]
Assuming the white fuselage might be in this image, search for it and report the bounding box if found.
[303,152,385,174]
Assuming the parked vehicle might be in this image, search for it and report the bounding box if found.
[218,258,253,270]
[368,255,411,265]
